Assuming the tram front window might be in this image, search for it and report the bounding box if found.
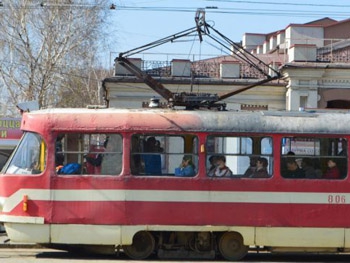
[4,132,46,175]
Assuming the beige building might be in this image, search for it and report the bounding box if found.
[103,17,350,111]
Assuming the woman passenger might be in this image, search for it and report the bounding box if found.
[177,155,196,177]
[323,159,341,179]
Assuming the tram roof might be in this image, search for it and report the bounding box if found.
[21,108,350,135]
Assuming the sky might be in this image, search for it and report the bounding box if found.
[108,0,350,63]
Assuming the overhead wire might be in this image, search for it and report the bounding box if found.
[10,2,349,18]
[114,1,350,60]
[207,0,350,8]
[114,0,350,18]
[3,1,348,81]
[14,1,350,18]
[115,6,350,18]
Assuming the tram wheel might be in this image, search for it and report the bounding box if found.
[218,232,248,261]
[123,231,155,260]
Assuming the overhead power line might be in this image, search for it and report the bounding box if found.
[207,0,350,8]
[114,5,350,18]
[7,2,349,18]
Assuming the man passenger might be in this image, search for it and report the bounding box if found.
[283,159,305,179]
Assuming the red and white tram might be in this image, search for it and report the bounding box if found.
[0,108,349,260]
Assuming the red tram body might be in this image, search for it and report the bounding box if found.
[0,108,350,260]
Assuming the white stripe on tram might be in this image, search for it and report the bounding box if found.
[0,188,347,213]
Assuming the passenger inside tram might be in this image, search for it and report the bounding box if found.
[323,159,341,179]
[207,155,218,176]
[208,155,233,177]
[85,138,108,167]
[175,155,196,177]
[243,156,258,177]
[301,158,322,179]
[281,137,348,180]
[283,159,305,179]
[143,136,162,175]
[338,139,347,156]
[250,157,269,178]
[55,135,64,167]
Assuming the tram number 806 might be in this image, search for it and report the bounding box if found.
[328,194,346,204]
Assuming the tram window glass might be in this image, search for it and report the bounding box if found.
[56,133,122,176]
[281,137,347,179]
[131,134,198,177]
[0,151,10,171]
[4,132,46,175]
[206,136,273,178]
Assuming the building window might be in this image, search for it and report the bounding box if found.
[300,95,308,109]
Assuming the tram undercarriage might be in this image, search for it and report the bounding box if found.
[45,230,248,260]
[126,230,348,260]
[154,231,216,259]
[121,231,248,260]
[46,229,350,261]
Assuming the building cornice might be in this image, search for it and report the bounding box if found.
[103,76,284,87]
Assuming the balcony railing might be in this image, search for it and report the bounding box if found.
[317,39,350,63]
[116,38,350,79]
[137,60,268,79]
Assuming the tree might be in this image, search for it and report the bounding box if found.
[0,0,113,115]
[56,66,110,108]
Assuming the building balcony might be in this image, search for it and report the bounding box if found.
[114,39,350,80]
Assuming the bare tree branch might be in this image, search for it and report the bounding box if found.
[0,0,113,115]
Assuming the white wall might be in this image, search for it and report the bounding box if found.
[285,26,324,49]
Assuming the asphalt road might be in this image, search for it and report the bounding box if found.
[2,233,350,262]
[1,247,350,263]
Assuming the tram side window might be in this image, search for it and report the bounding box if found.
[56,133,122,176]
[4,132,47,175]
[281,137,347,179]
[206,136,273,178]
[131,134,198,177]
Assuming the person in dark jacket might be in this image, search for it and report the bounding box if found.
[251,157,269,178]
[283,159,305,178]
